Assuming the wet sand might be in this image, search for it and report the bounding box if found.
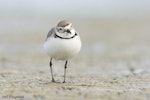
[0,18,150,100]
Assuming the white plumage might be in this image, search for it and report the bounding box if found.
[44,35,81,60]
[43,20,81,83]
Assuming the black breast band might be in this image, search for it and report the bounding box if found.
[54,33,77,39]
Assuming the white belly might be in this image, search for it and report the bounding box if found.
[43,36,81,60]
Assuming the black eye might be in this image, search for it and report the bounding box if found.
[59,28,62,30]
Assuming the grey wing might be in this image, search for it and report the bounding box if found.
[45,28,55,41]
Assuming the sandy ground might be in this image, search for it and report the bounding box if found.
[0,18,150,100]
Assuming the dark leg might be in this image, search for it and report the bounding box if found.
[49,58,55,82]
[63,60,68,83]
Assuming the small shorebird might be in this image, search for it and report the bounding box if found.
[44,20,81,83]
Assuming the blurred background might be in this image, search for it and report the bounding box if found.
[0,0,150,75]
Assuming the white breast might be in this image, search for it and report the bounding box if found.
[44,36,81,60]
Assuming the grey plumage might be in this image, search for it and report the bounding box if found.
[44,20,81,83]
[45,20,72,41]
[45,27,55,41]
[57,20,71,27]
